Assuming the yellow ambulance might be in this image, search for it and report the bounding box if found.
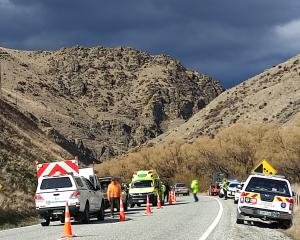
[128,170,164,207]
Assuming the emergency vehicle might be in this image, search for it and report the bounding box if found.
[128,170,164,207]
[35,160,104,226]
[237,173,294,228]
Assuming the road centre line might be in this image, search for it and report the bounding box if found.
[198,196,224,240]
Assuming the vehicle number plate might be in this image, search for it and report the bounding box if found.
[138,200,144,203]
[258,210,272,216]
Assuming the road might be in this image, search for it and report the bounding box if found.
[0,196,291,240]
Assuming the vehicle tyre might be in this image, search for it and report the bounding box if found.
[281,219,292,229]
[219,193,224,198]
[60,216,65,224]
[236,210,244,225]
[97,202,105,221]
[41,217,50,227]
[137,203,141,207]
[80,202,90,224]
[234,199,238,204]
[130,203,135,208]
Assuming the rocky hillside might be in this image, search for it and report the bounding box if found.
[0,98,72,221]
[156,54,300,142]
[0,46,223,163]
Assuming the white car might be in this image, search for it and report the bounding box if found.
[35,174,105,226]
[237,173,294,228]
[234,182,244,204]
[227,181,240,199]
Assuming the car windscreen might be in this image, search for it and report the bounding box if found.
[229,183,239,188]
[131,180,153,188]
[176,183,186,188]
[245,177,291,197]
[40,177,73,190]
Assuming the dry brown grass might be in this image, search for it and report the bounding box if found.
[286,184,300,239]
[95,120,300,190]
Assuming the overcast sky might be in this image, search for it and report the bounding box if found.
[1,0,300,88]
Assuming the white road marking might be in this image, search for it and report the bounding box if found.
[199,196,224,240]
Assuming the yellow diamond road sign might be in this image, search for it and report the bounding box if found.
[252,160,277,175]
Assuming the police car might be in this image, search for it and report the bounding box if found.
[237,173,295,228]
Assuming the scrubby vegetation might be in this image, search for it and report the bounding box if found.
[95,115,300,189]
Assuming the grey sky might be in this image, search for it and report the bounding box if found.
[1,0,300,87]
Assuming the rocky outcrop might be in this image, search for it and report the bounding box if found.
[155,54,300,142]
[0,46,223,163]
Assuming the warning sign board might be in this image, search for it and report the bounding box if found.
[252,160,277,175]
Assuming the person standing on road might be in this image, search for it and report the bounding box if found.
[191,179,199,202]
[107,178,122,218]
[222,180,229,200]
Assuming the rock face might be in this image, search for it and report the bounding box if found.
[0,46,223,163]
[156,54,300,142]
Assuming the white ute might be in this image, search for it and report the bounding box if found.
[237,173,295,228]
[35,160,105,226]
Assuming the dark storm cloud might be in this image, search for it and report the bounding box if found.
[1,0,300,87]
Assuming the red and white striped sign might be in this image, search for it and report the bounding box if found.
[36,160,79,179]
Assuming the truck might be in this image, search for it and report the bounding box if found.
[35,160,105,226]
[128,170,164,207]
[209,173,225,196]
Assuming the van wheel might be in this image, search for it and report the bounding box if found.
[234,199,238,204]
[281,220,292,229]
[80,203,90,224]
[97,202,105,221]
[41,217,50,226]
[130,203,135,208]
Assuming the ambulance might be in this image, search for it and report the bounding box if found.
[128,170,164,207]
[237,173,295,228]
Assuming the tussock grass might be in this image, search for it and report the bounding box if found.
[286,184,300,239]
[95,120,300,189]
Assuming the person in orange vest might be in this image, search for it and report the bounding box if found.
[107,178,122,218]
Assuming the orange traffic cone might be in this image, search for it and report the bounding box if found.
[173,191,177,204]
[61,202,74,238]
[146,194,152,215]
[168,191,172,205]
[157,194,162,209]
[119,195,126,221]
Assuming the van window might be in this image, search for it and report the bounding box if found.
[131,180,153,188]
[245,177,291,197]
[40,177,73,190]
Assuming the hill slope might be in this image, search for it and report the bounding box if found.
[0,46,222,163]
[156,54,300,141]
[0,98,72,223]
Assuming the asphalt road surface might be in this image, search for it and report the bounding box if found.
[0,196,291,240]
